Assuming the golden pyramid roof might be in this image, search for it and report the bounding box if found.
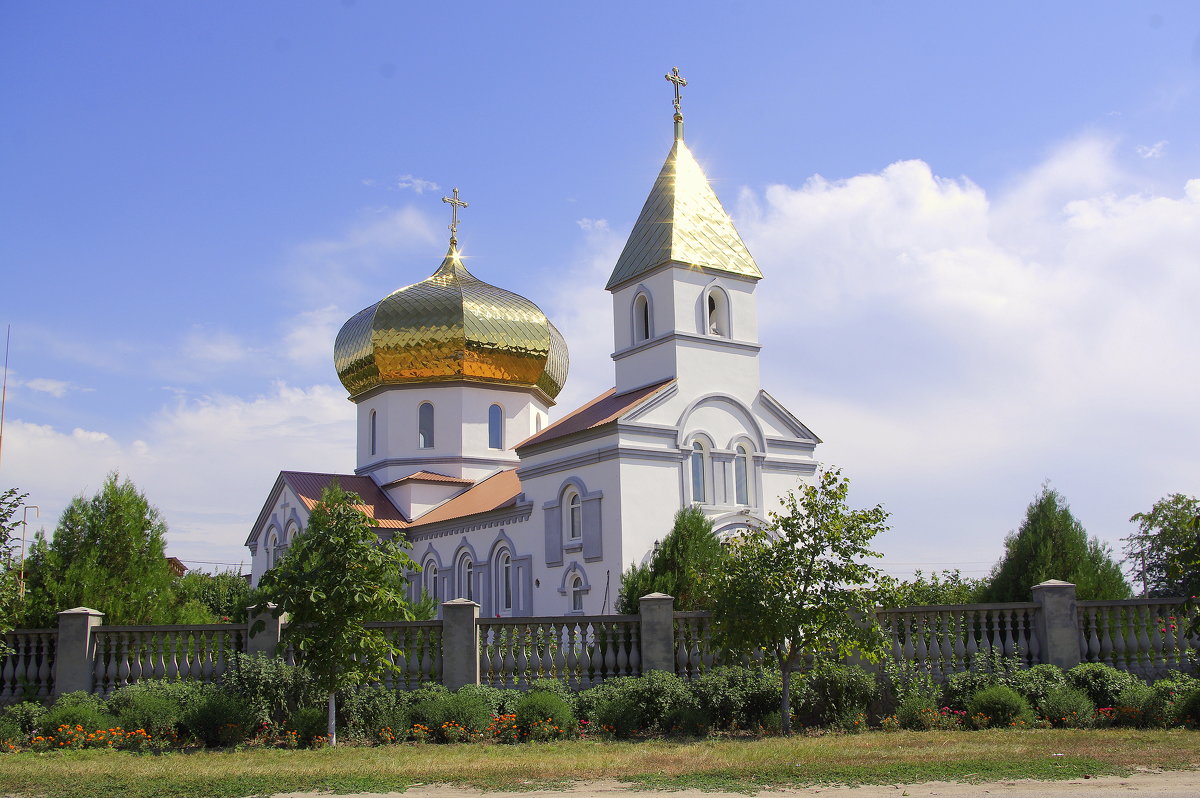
[334,242,568,402]
[606,133,762,290]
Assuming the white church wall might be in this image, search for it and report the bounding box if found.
[249,484,307,586]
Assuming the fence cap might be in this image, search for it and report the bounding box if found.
[640,592,674,600]
[58,607,105,617]
[442,598,479,607]
[1032,580,1076,588]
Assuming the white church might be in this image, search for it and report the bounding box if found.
[245,73,821,615]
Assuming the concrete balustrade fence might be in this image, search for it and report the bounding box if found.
[2,582,1197,703]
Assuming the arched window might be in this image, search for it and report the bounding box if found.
[457,556,474,601]
[570,574,584,613]
[535,414,543,433]
[633,293,651,343]
[735,444,751,506]
[706,289,730,337]
[690,441,710,503]
[369,410,377,456]
[497,551,513,615]
[488,404,504,450]
[266,530,278,569]
[425,561,439,600]
[566,491,582,540]
[418,402,435,448]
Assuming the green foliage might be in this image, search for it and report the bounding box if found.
[1174,687,1200,728]
[20,473,177,626]
[107,679,206,737]
[514,691,576,734]
[221,652,319,725]
[877,569,985,608]
[182,685,256,747]
[171,570,253,623]
[966,685,1033,728]
[256,481,419,745]
[1111,682,1155,727]
[39,692,116,735]
[690,666,783,730]
[895,693,941,730]
[451,683,520,716]
[0,716,21,744]
[1037,685,1095,728]
[979,484,1132,602]
[1009,664,1067,708]
[116,692,182,738]
[338,685,410,740]
[285,707,329,746]
[0,488,29,655]
[881,661,941,709]
[410,690,493,736]
[1064,662,1138,708]
[1142,672,1200,728]
[582,670,696,737]
[797,663,878,727]
[1124,494,1200,598]
[616,507,725,614]
[942,652,1026,710]
[710,468,889,734]
[1,701,46,737]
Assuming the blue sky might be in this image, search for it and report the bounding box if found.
[3,2,1199,581]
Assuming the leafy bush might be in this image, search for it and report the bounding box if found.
[1037,686,1095,728]
[338,685,409,741]
[1,702,46,738]
[527,678,573,705]
[966,685,1033,728]
[798,663,878,727]
[39,691,116,735]
[942,652,1025,711]
[182,685,256,746]
[514,690,576,738]
[1143,672,1200,727]
[1065,663,1137,709]
[1110,682,1154,727]
[0,716,22,744]
[880,661,940,712]
[691,666,782,730]
[453,683,520,717]
[221,653,319,724]
[107,679,206,738]
[896,693,938,730]
[1176,686,1200,728]
[580,670,695,737]
[285,707,328,746]
[410,690,492,738]
[1010,664,1066,708]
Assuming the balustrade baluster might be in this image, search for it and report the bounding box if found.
[1134,605,1153,679]
[116,632,132,692]
[628,621,642,676]
[93,635,109,696]
[963,610,979,667]
[515,625,530,689]
[913,613,929,672]
[950,612,966,673]
[1121,606,1138,673]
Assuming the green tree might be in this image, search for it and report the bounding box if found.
[709,469,890,735]
[256,482,418,746]
[1123,493,1200,597]
[0,488,30,656]
[979,484,1132,602]
[21,473,176,626]
[878,568,985,608]
[615,506,725,614]
[171,569,254,623]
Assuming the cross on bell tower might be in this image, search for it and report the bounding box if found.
[442,187,469,247]
[665,66,687,140]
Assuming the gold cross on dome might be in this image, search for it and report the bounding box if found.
[442,187,468,244]
[665,66,687,114]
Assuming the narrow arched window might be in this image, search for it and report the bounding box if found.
[706,289,730,337]
[418,402,435,448]
[425,561,439,600]
[458,556,474,601]
[735,444,750,505]
[266,531,278,568]
[567,492,582,540]
[690,441,709,503]
[633,293,651,343]
[536,414,543,432]
[570,575,584,612]
[498,551,513,614]
[369,410,377,456]
[488,404,504,449]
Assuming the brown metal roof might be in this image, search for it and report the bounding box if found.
[413,469,522,525]
[381,470,475,488]
[515,378,675,450]
[281,471,410,529]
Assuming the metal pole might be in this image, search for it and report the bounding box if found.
[18,505,38,598]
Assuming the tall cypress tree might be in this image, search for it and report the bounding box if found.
[980,484,1131,602]
[615,506,725,613]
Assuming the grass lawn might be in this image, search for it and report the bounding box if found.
[0,729,1197,798]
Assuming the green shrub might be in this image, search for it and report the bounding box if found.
[896,693,939,730]
[285,707,328,746]
[691,666,782,730]
[880,661,940,712]
[1176,687,1200,728]
[580,670,696,737]
[1143,673,1200,727]
[410,690,492,738]
[116,692,182,738]
[798,663,878,727]
[1,702,46,737]
[942,652,1027,711]
[1037,686,1095,728]
[1010,664,1066,708]
[1065,663,1137,709]
[221,653,319,724]
[39,691,116,736]
[182,685,256,746]
[966,685,1033,728]
[527,678,573,710]
[338,685,409,741]
[0,716,22,744]
[514,690,576,738]
[1111,682,1154,727]
[451,684,513,716]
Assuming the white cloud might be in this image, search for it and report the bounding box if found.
[181,327,251,364]
[21,378,72,398]
[576,218,610,232]
[395,174,440,194]
[1136,140,1167,159]
[2,383,355,571]
[282,306,345,368]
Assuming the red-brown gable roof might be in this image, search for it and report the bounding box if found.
[281,471,410,529]
[413,469,523,525]
[515,378,675,450]
[382,470,475,488]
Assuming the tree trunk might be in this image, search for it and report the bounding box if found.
[780,656,792,736]
[327,691,337,747]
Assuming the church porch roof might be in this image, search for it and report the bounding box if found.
[514,378,675,452]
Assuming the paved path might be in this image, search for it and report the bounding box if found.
[276,772,1200,798]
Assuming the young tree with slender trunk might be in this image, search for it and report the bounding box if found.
[710,468,890,735]
[255,482,418,747]
[0,488,29,656]
[1124,493,1200,598]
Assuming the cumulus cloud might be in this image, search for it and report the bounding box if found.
[1136,140,1167,159]
[283,306,345,368]
[21,378,73,398]
[395,174,440,194]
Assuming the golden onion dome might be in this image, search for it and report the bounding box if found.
[334,243,569,402]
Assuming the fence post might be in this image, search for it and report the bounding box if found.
[441,598,480,690]
[54,607,104,696]
[1032,580,1080,669]
[639,592,675,673]
[246,604,286,657]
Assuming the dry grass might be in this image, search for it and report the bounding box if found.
[0,730,1197,798]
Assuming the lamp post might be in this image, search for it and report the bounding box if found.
[18,505,38,598]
